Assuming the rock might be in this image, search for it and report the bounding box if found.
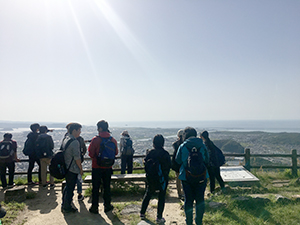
[4,186,26,203]
[137,221,152,225]
[207,201,226,209]
[275,194,291,204]
[120,204,140,215]
[232,196,250,201]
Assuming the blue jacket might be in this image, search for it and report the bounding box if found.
[175,136,209,181]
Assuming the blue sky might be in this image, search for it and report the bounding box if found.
[0,0,299,125]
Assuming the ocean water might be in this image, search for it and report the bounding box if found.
[110,120,300,133]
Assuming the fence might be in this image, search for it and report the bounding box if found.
[13,148,299,177]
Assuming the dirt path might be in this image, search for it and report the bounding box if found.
[8,181,186,225]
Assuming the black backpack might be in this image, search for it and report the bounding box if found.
[96,137,116,167]
[124,139,134,155]
[185,146,207,184]
[23,138,35,156]
[49,138,74,179]
[171,141,181,173]
[145,156,166,191]
[0,141,14,159]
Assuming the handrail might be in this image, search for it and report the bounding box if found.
[13,149,300,177]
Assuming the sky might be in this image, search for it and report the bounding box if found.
[0,0,299,126]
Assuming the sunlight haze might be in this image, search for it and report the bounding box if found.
[0,0,299,125]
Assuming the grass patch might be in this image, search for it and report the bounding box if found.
[1,201,26,225]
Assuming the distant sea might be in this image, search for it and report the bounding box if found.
[0,120,299,133]
[110,120,300,133]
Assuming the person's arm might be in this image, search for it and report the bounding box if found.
[13,141,20,162]
[175,145,183,165]
[75,159,83,175]
[88,137,97,158]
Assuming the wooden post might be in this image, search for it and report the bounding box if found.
[291,149,298,177]
[244,148,251,171]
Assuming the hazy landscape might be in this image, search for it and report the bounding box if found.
[1,121,300,174]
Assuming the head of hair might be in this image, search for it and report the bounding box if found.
[97,120,109,132]
[200,130,209,140]
[177,129,184,140]
[68,123,82,134]
[39,126,48,134]
[153,134,164,148]
[183,127,197,140]
[121,130,129,137]
[30,123,40,132]
[3,133,12,139]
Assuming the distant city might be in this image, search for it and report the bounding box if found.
[0,120,300,174]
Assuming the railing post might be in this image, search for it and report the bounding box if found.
[244,148,251,171]
[291,149,298,177]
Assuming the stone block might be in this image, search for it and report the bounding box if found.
[4,186,26,203]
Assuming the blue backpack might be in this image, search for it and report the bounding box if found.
[96,137,116,167]
[185,146,207,184]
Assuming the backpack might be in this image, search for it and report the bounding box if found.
[23,138,35,156]
[96,136,116,167]
[123,138,134,155]
[185,146,207,184]
[144,156,166,190]
[0,141,14,159]
[214,145,225,167]
[49,138,74,179]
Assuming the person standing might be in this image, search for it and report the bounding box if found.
[35,126,55,188]
[200,130,225,194]
[23,123,41,185]
[176,127,209,225]
[61,123,83,213]
[64,124,87,201]
[140,134,171,223]
[171,129,184,199]
[120,130,134,174]
[0,133,19,189]
[88,120,118,214]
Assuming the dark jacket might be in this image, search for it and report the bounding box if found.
[35,133,54,158]
[171,139,182,173]
[204,139,221,167]
[23,132,39,156]
[145,147,171,181]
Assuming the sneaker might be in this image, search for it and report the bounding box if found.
[140,214,146,220]
[104,205,114,213]
[43,184,48,189]
[78,194,84,201]
[50,184,55,188]
[27,181,38,186]
[61,207,78,213]
[156,217,166,223]
[89,206,99,214]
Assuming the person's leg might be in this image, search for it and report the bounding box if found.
[40,158,47,185]
[195,181,207,225]
[127,155,133,174]
[102,168,112,210]
[157,184,167,219]
[121,155,126,174]
[182,181,194,225]
[35,157,42,183]
[140,185,155,215]
[91,168,101,210]
[207,166,215,193]
[27,155,35,183]
[176,172,183,198]
[62,171,77,210]
[215,167,225,189]
[7,162,15,185]
[0,163,7,188]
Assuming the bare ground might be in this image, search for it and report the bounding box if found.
[3,181,187,225]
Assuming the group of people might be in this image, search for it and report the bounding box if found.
[0,120,225,225]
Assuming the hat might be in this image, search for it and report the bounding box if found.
[39,126,49,133]
[121,130,129,136]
